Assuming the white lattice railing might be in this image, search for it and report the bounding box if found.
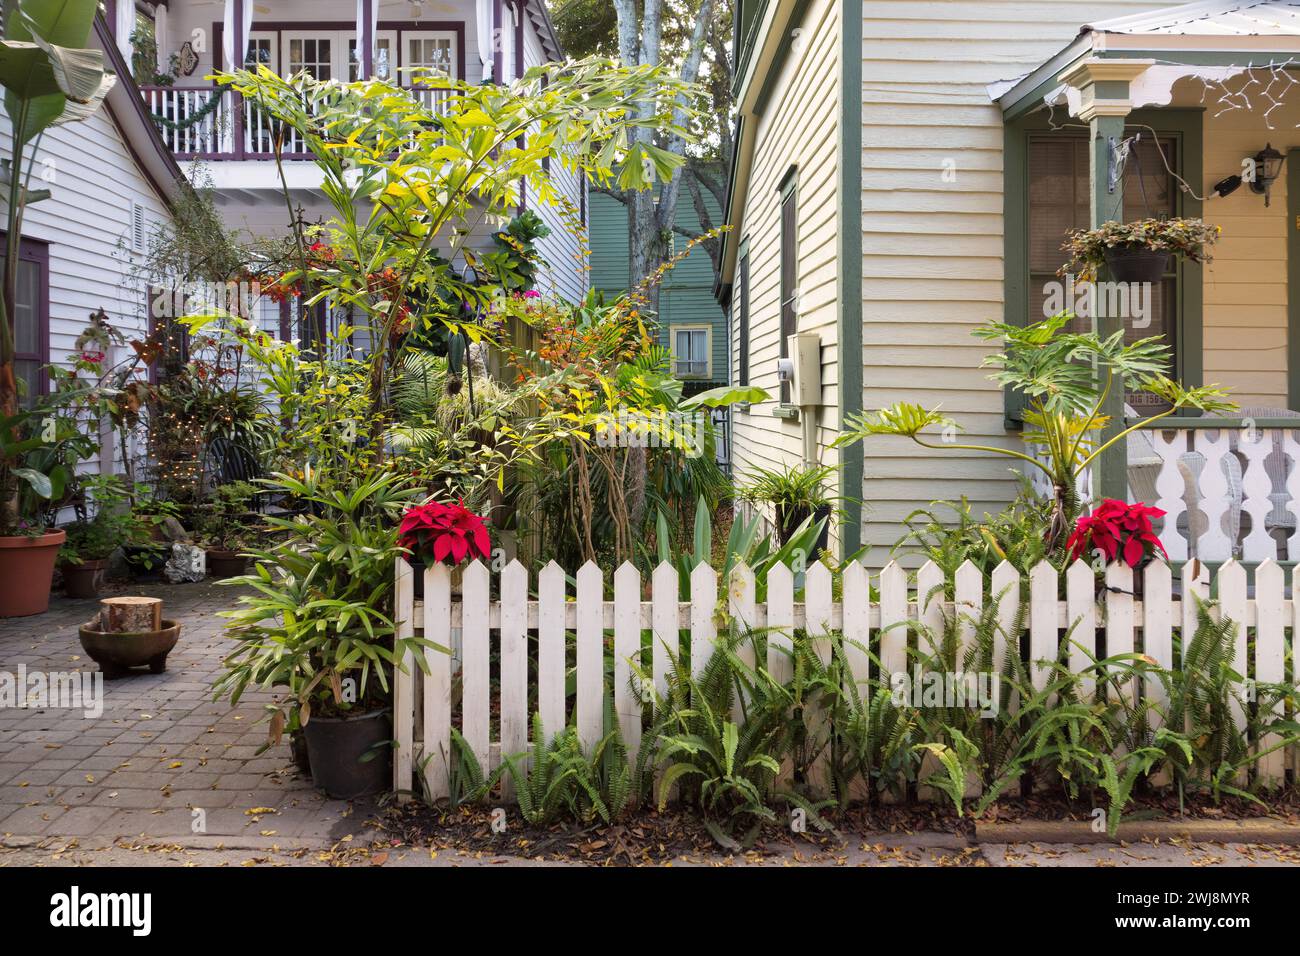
[1029,418,1300,564]
[142,85,453,160]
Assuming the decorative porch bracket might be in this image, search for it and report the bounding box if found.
[1058,58,1153,502]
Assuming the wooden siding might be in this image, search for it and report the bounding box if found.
[520,14,587,304]
[0,106,172,476]
[1199,95,1294,408]
[857,1,1182,559]
[730,0,841,498]
[588,188,727,382]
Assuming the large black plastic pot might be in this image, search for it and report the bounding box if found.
[303,708,392,798]
[775,503,832,552]
[1104,247,1169,284]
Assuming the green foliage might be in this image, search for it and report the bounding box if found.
[497,714,633,825]
[193,481,261,551]
[213,466,435,745]
[655,494,830,599]
[837,313,1237,552]
[892,492,1055,579]
[59,474,148,564]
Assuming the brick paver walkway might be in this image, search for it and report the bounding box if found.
[0,582,376,846]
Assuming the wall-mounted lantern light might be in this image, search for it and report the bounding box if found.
[1250,143,1285,207]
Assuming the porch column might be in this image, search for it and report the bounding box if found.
[1059,59,1152,502]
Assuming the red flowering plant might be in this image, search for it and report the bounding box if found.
[1066,499,1167,568]
[398,500,491,566]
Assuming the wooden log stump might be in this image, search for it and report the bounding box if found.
[100,596,163,634]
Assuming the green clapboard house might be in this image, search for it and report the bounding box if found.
[588,187,728,393]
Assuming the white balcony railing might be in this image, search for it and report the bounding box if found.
[1030,414,1300,564]
[142,85,453,160]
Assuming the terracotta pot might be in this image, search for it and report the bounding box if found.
[62,558,107,600]
[78,618,181,679]
[205,548,247,579]
[0,529,66,617]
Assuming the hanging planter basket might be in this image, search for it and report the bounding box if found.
[1103,246,1169,284]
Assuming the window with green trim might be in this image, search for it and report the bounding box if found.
[1004,110,1203,426]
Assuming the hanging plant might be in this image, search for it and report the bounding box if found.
[1061,217,1220,282]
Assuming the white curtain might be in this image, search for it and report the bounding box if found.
[354,0,380,79]
[477,0,495,82]
[153,4,169,75]
[502,3,515,83]
[222,0,255,71]
[116,0,136,67]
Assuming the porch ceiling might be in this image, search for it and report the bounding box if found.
[990,0,1300,119]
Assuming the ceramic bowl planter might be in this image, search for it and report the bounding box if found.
[205,548,247,579]
[62,558,107,600]
[0,529,66,617]
[1103,247,1169,284]
[302,708,392,798]
[78,618,181,678]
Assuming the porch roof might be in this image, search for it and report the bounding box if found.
[990,0,1300,119]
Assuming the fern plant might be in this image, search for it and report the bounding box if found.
[497,715,633,826]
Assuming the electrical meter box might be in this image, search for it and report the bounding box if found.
[786,333,821,407]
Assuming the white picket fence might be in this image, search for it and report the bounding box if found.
[392,556,1299,800]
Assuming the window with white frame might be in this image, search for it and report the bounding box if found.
[672,326,710,379]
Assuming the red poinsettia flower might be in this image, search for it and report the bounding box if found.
[1066,499,1167,568]
[398,501,491,566]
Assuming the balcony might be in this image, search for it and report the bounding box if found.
[141,85,452,161]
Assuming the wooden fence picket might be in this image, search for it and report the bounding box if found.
[538,561,567,743]
[421,563,452,801]
[841,561,871,694]
[1065,559,1096,700]
[613,562,642,763]
[576,562,603,753]
[878,561,908,678]
[1218,560,1249,737]
[953,560,982,668]
[393,558,415,798]
[990,560,1020,683]
[1105,562,1135,709]
[766,562,794,684]
[387,556,1300,803]
[651,561,677,702]
[1255,559,1285,787]
[461,560,491,773]
[499,561,529,796]
[728,561,759,723]
[1029,561,1057,694]
[690,563,717,680]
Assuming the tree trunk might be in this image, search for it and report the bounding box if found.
[100,596,164,634]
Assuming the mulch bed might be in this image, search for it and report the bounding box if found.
[337,788,1300,866]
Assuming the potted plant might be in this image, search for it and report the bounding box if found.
[197,481,259,578]
[0,1,112,616]
[1062,217,1220,284]
[738,463,837,550]
[59,475,140,599]
[215,466,431,798]
[123,485,182,580]
[397,499,492,599]
[0,401,95,616]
